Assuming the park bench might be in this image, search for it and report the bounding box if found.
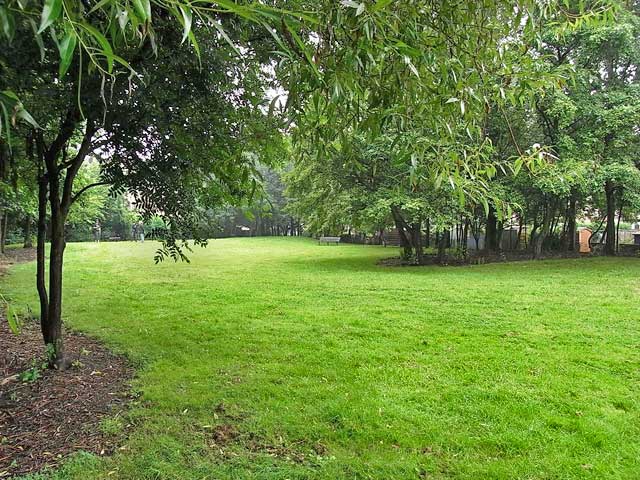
[318,236,341,245]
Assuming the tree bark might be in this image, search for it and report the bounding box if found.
[604,180,616,256]
[616,194,623,254]
[0,210,5,255]
[533,209,552,259]
[391,206,413,260]
[42,148,67,366]
[565,194,577,252]
[412,221,423,264]
[23,217,33,248]
[486,207,498,251]
[437,231,447,264]
[36,174,49,347]
[425,219,430,248]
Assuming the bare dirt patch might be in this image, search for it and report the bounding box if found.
[0,248,134,477]
[0,320,134,477]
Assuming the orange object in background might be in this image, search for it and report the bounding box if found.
[578,228,592,253]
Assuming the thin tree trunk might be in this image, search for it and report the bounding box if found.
[462,219,469,257]
[412,221,423,264]
[605,181,616,256]
[616,195,624,254]
[37,174,49,347]
[437,231,447,264]
[425,219,430,248]
[533,206,553,259]
[37,112,94,368]
[565,194,577,252]
[391,206,413,260]
[515,216,523,250]
[486,207,498,251]
[23,217,33,248]
[0,210,5,255]
[43,156,67,367]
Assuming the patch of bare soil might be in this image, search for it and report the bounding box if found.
[206,402,328,466]
[0,249,134,478]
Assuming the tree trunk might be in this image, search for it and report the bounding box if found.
[533,210,552,259]
[437,231,447,264]
[616,195,623,254]
[486,207,498,251]
[462,219,469,257]
[391,206,413,260]
[36,175,49,351]
[425,219,430,248]
[0,210,5,255]
[412,221,423,264]
[495,219,504,251]
[36,112,94,368]
[42,161,68,367]
[604,181,616,256]
[23,216,33,248]
[565,194,577,252]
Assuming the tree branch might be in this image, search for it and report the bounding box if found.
[61,120,97,215]
[71,181,110,205]
[498,103,523,157]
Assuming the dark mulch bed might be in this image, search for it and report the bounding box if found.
[0,319,134,477]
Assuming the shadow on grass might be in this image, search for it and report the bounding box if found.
[280,248,636,277]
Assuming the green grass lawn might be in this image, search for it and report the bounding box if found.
[3,238,640,479]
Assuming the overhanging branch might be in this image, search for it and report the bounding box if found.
[70,181,110,205]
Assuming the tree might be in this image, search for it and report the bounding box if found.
[534,2,640,255]
[1,13,285,366]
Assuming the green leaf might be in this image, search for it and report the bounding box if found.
[340,1,360,8]
[132,0,151,22]
[89,0,112,14]
[178,5,192,44]
[38,0,62,33]
[0,6,15,42]
[15,108,40,129]
[80,23,114,73]
[6,304,21,335]
[187,29,200,59]
[481,196,489,216]
[211,19,240,56]
[28,19,46,61]
[0,99,11,145]
[117,10,129,31]
[372,0,393,12]
[0,90,19,103]
[284,20,319,77]
[58,31,77,77]
[102,52,134,72]
[268,94,281,117]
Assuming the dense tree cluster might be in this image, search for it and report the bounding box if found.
[287,1,640,264]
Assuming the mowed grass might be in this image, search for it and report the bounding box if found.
[3,238,640,479]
